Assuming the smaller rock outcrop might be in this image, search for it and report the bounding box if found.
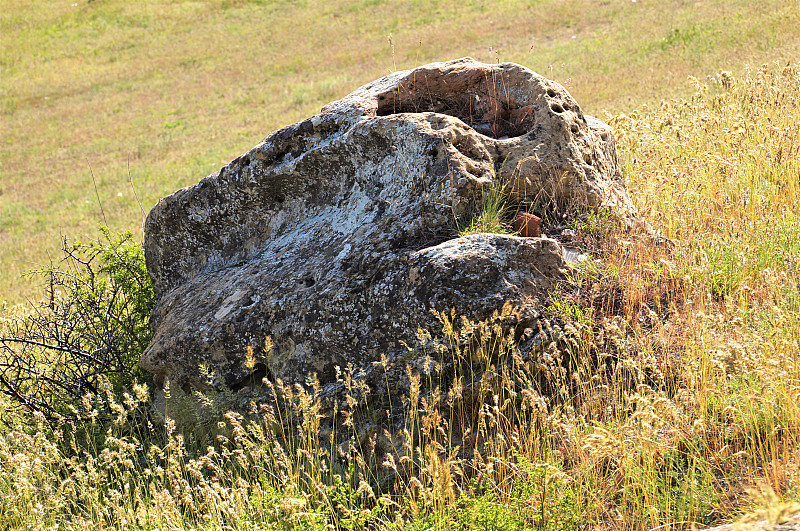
[141,58,640,406]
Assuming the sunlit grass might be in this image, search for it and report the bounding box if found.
[2,0,800,301]
[2,62,800,529]
[2,1,800,529]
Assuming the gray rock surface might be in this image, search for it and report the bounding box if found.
[141,57,639,400]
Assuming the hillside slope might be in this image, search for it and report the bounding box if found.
[2,0,800,302]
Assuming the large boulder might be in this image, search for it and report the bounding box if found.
[141,57,638,401]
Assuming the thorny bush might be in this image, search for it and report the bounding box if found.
[0,227,154,422]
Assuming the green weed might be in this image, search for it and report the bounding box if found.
[457,181,514,236]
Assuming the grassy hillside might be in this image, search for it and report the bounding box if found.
[1,62,799,526]
[2,1,800,529]
[2,0,800,303]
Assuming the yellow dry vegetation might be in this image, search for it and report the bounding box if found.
[2,0,800,302]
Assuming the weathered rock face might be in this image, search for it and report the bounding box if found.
[142,57,638,399]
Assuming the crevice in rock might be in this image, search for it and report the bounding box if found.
[377,98,535,139]
[230,364,272,392]
[374,71,536,139]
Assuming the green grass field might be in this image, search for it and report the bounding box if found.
[2,0,800,303]
[2,1,800,529]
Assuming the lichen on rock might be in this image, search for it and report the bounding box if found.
[141,57,639,406]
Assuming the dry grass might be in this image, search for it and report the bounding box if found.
[3,0,800,302]
[2,62,800,529]
[2,2,800,529]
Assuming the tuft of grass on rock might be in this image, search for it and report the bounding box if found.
[457,181,514,237]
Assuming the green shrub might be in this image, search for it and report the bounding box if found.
[0,227,154,421]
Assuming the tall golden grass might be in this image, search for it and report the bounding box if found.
[2,61,799,530]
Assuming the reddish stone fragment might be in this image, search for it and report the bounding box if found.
[513,212,542,237]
